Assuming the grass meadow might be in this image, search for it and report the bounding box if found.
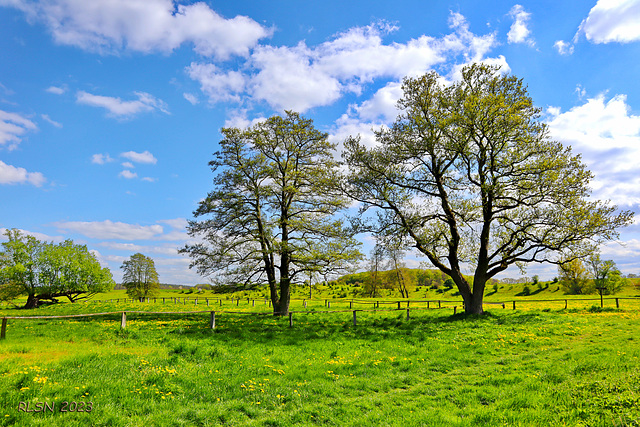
[1,286,640,426]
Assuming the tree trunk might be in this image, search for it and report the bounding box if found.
[24,294,39,309]
[273,279,291,316]
[465,277,486,315]
[465,293,485,315]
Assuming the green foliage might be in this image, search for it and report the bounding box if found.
[121,253,160,299]
[588,253,626,295]
[559,258,593,295]
[0,229,114,307]
[344,63,633,314]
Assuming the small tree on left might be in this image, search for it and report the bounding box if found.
[120,253,160,300]
[0,229,115,308]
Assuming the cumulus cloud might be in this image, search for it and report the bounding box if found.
[0,160,46,186]
[186,63,246,103]
[190,15,501,113]
[0,228,64,243]
[183,93,198,105]
[580,0,640,43]
[53,220,164,240]
[120,150,157,164]
[4,0,271,58]
[507,5,535,46]
[158,218,188,230]
[45,85,66,95]
[0,110,37,150]
[554,40,574,55]
[546,93,640,206]
[76,91,169,117]
[91,153,114,164]
[119,169,137,179]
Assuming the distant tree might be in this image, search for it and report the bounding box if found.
[181,112,362,316]
[0,229,114,308]
[121,253,160,300]
[379,235,409,298]
[588,253,626,295]
[363,243,385,297]
[558,258,592,295]
[344,63,633,314]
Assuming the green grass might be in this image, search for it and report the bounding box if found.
[1,298,640,426]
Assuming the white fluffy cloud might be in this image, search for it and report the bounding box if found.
[53,220,164,240]
[45,85,66,95]
[0,160,46,186]
[553,40,574,55]
[580,0,640,43]
[120,150,157,164]
[546,93,640,206]
[186,63,246,103]
[76,91,169,117]
[507,5,534,46]
[0,110,37,150]
[91,153,114,164]
[5,0,270,58]
[190,14,501,113]
[119,170,137,179]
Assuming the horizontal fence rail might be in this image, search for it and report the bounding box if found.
[2,296,638,340]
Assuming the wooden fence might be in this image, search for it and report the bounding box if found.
[2,295,639,340]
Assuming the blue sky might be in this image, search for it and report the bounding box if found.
[1,0,640,284]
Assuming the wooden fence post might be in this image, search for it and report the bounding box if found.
[303,300,307,308]
[564,300,567,310]
[252,300,255,307]
[406,308,410,320]
[349,301,352,309]
[207,299,209,307]
[353,310,357,326]
[236,299,239,306]
[289,313,293,327]
[121,312,126,329]
[616,298,620,309]
[397,301,401,309]
[513,301,516,310]
[438,300,441,309]
[453,306,457,315]
[209,312,216,329]
[1,318,7,340]
[328,301,331,308]
[427,301,430,309]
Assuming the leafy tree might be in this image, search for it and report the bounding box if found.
[0,229,114,308]
[344,63,633,314]
[181,112,362,315]
[588,253,626,295]
[363,242,384,297]
[558,258,592,295]
[379,235,409,298]
[121,253,160,300]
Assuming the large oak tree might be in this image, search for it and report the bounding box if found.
[344,64,632,314]
[181,111,361,315]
